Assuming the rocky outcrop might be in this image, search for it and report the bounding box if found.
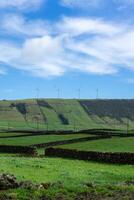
[0,174,19,190]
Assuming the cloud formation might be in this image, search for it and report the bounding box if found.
[1,14,49,37]
[0,0,43,11]
[56,17,121,36]
[61,0,134,9]
[1,14,134,77]
[60,0,103,9]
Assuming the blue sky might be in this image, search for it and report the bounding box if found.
[1,0,134,99]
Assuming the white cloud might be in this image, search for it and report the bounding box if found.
[1,16,134,78]
[0,34,117,77]
[56,17,122,37]
[0,41,20,63]
[18,36,66,76]
[61,0,134,9]
[0,36,66,77]
[0,0,43,11]
[60,0,103,9]
[1,14,49,37]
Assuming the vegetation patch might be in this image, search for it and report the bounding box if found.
[11,103,27,116]
[58,114,69,125]
[37,100,53,109]
[80,99,134,121]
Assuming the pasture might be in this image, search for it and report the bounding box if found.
[57,137,134,153]
[0,133,134,199]
[0,153,134,199]
[0,133,90,146]
[0,155,134,187]
[1,98,134,199]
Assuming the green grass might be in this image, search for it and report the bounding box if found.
[0,155,134,189]
[58,137,134,153]
[0,134,89,146]
[0,153,134,199]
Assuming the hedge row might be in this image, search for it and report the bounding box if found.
[0,145,37,156]
[45,147,134,164]
[4,130,74,135]
[2,129,132,138]
[32,135,111,148]
[77,129,124,136]
[0,130,76,139]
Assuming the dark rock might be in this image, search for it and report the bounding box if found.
[19,180,36,190]
[0,173,19,190]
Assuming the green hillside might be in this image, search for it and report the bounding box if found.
[0,98,134,131]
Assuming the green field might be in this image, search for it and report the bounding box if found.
[0,134,89,146]
[0,132,32,137]
[0,155,134,187]
[1,153,134,199]
[1,134,134,199]
[58,137,134,153]
[1,98,134,199]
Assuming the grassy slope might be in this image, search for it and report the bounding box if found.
[0,99,101,131]
[58,137,134,153]
[0,101,26,129]
[0,99,46,130]
[0,98,134,131]
[80,99,134,130]
[44,99,99,130]
[0,134,89,146]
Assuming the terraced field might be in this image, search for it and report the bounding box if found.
[58,137,134,153]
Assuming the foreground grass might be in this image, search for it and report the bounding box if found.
[0,134,89,146]
[0,154,134,199]
[0,155,134,187]
[58,137,134,153]
[1,184,134,200]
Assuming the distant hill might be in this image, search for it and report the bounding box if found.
[0,99,134,131]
